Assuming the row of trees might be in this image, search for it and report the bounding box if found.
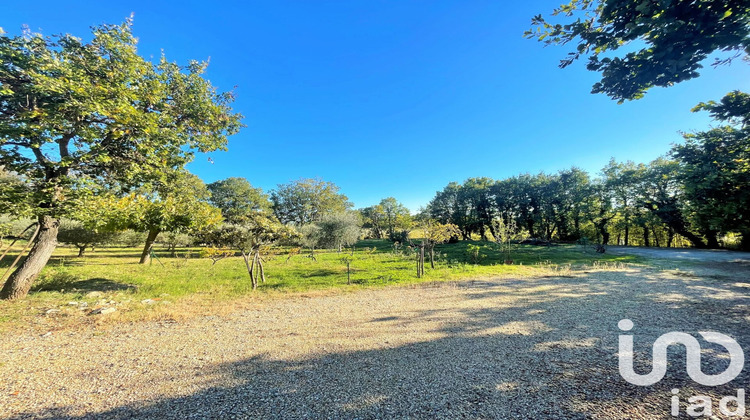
[425,125,749,251]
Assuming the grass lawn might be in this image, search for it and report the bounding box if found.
[0,239,641,330]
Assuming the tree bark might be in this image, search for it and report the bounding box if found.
[624,224,630,246]
[667,228,675,248]
[139,229,160,264]
[257,250,266,283]
[740,232,750,252]
[77,246,86,257]
[1,216,59,300]
[241,251,258,290]
[643,226,650,248]
[705,231,720,249]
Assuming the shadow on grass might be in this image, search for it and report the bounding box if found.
[31,276,136,294]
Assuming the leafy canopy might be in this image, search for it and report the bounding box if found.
[271,178,352,225]
[207,177,271,223]
[0,19,243,217]
[526,0,750,102]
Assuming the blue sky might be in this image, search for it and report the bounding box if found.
[4,1,750,212]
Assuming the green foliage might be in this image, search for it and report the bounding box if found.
[0,168,32,217]
[526,0,750,102]
[298,223,323,249]
[672,99,750,249]
[0,20,243,218]
[388,229,410,244]
[127,171,223,235]
[316,212,362,250]
[271,178,352,225]
[492,218,525,262]
[160,232,195,256]
[207,177,271,223]
[360,197,412,239]
[113,230,146,248]
[204,216,296,257]
[693,90,750,128]
[465,244,487,264]
[57,220,118,256]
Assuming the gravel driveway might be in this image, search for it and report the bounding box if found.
[2,249,750,419]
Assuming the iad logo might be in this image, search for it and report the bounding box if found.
[617,319,746,417]
[617,319,744,386]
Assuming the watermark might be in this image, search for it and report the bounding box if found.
[617,319,745,417]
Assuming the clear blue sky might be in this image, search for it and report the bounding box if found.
[4,1,750,212]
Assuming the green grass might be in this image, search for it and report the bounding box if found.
[0,239,642,329]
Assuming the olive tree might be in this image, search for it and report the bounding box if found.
[317,212,362,252]
[57,220,117,257]
[0,21,241,299]
[420,220,461,269]
[205,216,292,290]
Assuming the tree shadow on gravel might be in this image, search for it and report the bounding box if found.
[8,267,750,419]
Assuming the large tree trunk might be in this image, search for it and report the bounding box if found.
[139,229,160,264]
[77,246,86,258]
[0,216,59,301]
[624,224,630,246]
[704,231,720,249]
[257,250,266,283]
[667,228,675,248]
[740,232,750,252]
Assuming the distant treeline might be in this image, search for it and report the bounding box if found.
[411,151,747,250]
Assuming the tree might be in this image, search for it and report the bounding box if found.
[602,160,642,246]
[459,178,495,240]
[428,182,472,240]
[360,205,386,239]
[0,21,242,300]
[207,177,271,223]
[554,168,592,241]
[491,217,525,263]
[420,220,460,269]
[57,220,117,257]
[590,179,615,248]
[162,232,195,257]
[205,216,292,290]
[128,172,222,264]
[526,0,750,102]
[672,97,750,250]
[298,223,323,261]
[637,158,709,248]
[271,178,352,225]
[316,212,362,252]
[378,197,412,238]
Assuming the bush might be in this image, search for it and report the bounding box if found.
[57,220,119,257]
[114,230,146,248]
[159,231,195,256]
[0,216,36,242]
[388,229,410,244]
